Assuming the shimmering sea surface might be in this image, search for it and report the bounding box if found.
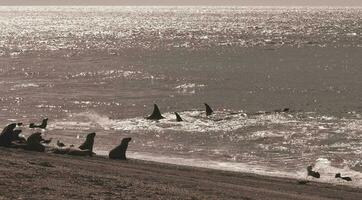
[0,6,362,186]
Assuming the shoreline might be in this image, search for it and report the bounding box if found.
[1,147,361,199]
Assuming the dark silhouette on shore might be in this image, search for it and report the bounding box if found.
[146,104,164,120]
[204,103,213,116]
[307,166,320,178]
[175,112,183,122]
[52,133,96,156]
[24,132,46,152]
[40,138,52,144]
[57,140,65,147]
[335,173,352,181]
[79,132,96,155]
[0,123,21,147]
[29,118,48,129]
[109,137,132,160]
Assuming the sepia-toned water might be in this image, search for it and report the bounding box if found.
[0,6,362,186]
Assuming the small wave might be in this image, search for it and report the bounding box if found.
[66,69,163,81]
[174,83,206,94]
[11,83,39,90]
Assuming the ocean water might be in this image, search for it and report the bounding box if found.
[0,6,362,187]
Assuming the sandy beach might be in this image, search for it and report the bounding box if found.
[0,147,361,200]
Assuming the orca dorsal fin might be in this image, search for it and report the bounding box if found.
[79,132,96,153]
[146,104,164,120]
[204,103,213,116]
[175,112,183,122]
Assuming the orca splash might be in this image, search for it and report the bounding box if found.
[204,103,213,116]
[175,112,183,122]
[29,118,48,129]
[109,137,132,160]
[146,104,164,120]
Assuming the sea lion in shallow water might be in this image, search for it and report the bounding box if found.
[335,173,352,181]
[204,103,213,116]
[146,104,164,120]
[79,132,96,153]
[109,137,132,160]
[307,166,320,178]
[29,118,48,129]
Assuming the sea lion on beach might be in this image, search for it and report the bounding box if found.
[307,166,320,178]
[24,132,45,152]
[29,118,48,129]
[109,137,132,160]
[204,103,213,116]
[146,104,164,120]
[12,130,26,144]
[335,173,352,181]
[79,132,96,153]
[0,123,18,147]
[51,133,95,156]
[175,112,183,122]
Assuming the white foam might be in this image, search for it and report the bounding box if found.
[94,151,362,187]
[11,83,39,90]
[174,83,206,94]
[312,158,362,187]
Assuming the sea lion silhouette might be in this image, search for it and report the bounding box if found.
[175,112,183,122]
[0,123,18,147]
[146,104,164,120]
[307,166,320,178]
[109,137,132,160]
[29,118,48,129]
[12,130,26,144]
[24,132,45,152]
[335,173,352,181]
[78,132,96,154]
[204,103,213,116]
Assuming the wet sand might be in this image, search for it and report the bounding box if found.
[0,147,361,200]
